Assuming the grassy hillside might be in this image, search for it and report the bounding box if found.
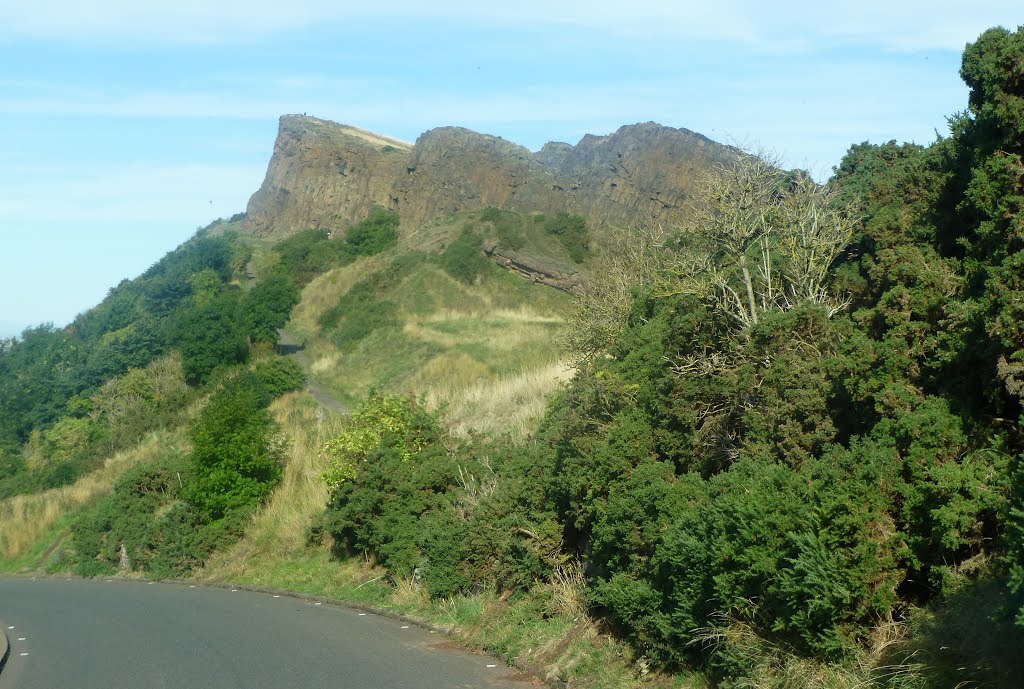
[274,209,575,438]
[6,26,1024,689]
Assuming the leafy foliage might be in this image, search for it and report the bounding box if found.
[186,372,286,519]
[306,27,1024,683]
[441,230,491,284]
[270,209,399,287]
[344,207,399,256]
[543,212,590,262]
[70,357,297,577]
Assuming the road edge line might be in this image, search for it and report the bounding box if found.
[166,578,569,689]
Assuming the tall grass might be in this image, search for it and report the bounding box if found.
[289,254,389,338]
[428,361,573,440]
[0,429,185,566]
[289,248,572,438]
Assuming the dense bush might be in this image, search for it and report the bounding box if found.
[344,207,399,256]
[172,291,249,384]
[480,207,527,250]
[543,212,589,262]
[309,28,1024,681]
[71,356,297,577]
[242,273,300,344]
[271,209,399,287]
[317,395,564,598]
[186,373,285,519]
[252,356,307,398]
[441,230,491,284]
[71,451,252,579]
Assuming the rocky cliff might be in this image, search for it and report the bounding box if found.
[242,115,734,238]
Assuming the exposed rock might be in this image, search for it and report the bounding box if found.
[537,122,729,228]
[243,115,736,240]
[483,244,581,294]
[392,127,558,229]
[242,116,411,237]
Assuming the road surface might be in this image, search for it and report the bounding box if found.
[0,578,534,689]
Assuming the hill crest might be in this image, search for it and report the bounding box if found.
[241,115,734,238]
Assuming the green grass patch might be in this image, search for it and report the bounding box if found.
[0,515,73,574]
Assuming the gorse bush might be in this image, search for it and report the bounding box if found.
[271,209,399,287]
[187,373,286,520]
[441,230,491,284]
[70,354,300,577]
[320,393,427,490]
[544,212,589,262]
[344,207,399,256]
[308,28,1024,684]
[317,395,564,598]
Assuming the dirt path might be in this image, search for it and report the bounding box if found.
[248,258,347,413]
[277,330,348,413]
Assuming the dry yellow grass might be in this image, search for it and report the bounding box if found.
[0,430,184,562]
[420,307,564,324]
[289,254,390,337]
[428,361,574,439]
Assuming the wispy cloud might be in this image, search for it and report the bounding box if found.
[2,1,1019,51]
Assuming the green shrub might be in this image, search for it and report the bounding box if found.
[242,273,299,344]
[273,229,348,287]
[441,230,490,284]
[172,291,248,384]
[543,212,589,262]
[252,356,306,398]
[186,375,285,519]
[344,207,399,256]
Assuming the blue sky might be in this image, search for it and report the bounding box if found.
[0,1,1020,338]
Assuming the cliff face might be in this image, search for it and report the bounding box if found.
[538,122,727,228]
[242,117,410,237]
[242,115,733,238]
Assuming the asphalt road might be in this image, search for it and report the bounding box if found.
[0,578,536,689]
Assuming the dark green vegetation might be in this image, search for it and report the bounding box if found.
[543,211,590,262]
[0,232,284,496]
[270,207,399,286]
[314,27,1024,687]
[72,359,304,577]
[0,229,300,570]
[4,25,1024,689]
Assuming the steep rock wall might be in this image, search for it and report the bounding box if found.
[242,115,735,239]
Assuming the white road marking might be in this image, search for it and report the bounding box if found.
[401,625,409,629]
[358,613,367,616]
[273,595,280,598]
[486,664,497,668]
[6,626,12,629]
[19,653,28,656]
[314,602,322,606]
[17,637,26,641]
[231,589,238,592]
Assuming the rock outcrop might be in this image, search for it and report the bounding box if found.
[242,115,735,239]
[242,116,410,237]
